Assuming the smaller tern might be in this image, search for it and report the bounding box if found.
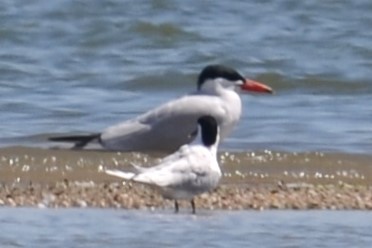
[49,64,273,152]
[105,115,221,214]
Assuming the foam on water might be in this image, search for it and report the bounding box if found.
[0,147,370,186]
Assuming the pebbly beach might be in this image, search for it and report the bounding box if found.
[0,147,371,211]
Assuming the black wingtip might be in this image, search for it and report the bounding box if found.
[48,133,100,148]
[197,115,218,147]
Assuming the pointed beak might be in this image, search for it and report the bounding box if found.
[240,79,273,94]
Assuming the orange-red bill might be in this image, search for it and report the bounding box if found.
[240,79,273,94]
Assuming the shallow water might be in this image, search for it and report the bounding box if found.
[0,147,371,185]
[1,0,372,153]
[0,209,371,248]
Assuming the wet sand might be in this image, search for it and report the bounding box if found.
[0,147,371,210]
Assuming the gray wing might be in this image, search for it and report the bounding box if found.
[99,94,227,152]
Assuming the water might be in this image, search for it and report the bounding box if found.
[0,0,371,153]
[1,2,372,246]
[0,209,371,248]
[1,147,371,185]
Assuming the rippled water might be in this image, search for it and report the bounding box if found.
[1,2,372,246]
[1,0,372,153]
[0,209,371,248]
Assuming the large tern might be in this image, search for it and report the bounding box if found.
[105,115,221,214]
[49,64,273,152]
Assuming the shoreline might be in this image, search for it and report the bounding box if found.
[0,146,371,210]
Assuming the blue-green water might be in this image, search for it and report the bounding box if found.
[1,0,372,153]
[0,209,371,248]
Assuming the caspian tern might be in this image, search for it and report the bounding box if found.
[49,64,272,152]
[105,115,221,214]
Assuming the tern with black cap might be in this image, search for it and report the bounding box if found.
[49,64,273,152]
[105,115,221,214]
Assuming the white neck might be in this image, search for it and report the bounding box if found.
[199,78,237,96]
[195,78,243,141]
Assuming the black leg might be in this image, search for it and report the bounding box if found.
[191,199,196,214]
[174,200,179,213]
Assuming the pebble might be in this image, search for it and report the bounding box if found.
[0,181,371,210]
